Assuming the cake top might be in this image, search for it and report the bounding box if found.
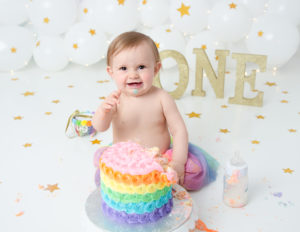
[100,141,177,182]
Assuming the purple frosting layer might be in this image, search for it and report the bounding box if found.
[102,198,173,224]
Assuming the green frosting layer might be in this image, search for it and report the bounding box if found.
[101,182,172,204]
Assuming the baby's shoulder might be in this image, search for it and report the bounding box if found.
[151,86,171,98]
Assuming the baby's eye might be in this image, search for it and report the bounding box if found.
[120,66,127,71]
[138,65,145,70]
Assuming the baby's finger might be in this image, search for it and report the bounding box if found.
[179,175,185,185]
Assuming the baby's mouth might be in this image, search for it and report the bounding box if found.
[127,82,143,88]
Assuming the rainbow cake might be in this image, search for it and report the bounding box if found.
[99,141,177,224]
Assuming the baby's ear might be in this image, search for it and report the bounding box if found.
[154,62,162,75]
[107,66,113,76]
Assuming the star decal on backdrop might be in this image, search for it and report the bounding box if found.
[281,100,288,103]
[201,45,207,50]
[155,42,160,49]
[186,112,201,118]
[68,85,74,88]
[45,183,60,193]
[142,0,147,5]
[258,31,264,37]
[251,140,260,144]
[166,29,171,32]
[265,82,276,86]
[283,168,294,174]
[36,41,40,47]
[177,3,190,17]
[45,112,52,115]
[44,76,50,79]
[256,115,265,119]
[118,0,125,5]
[89,29,96,36]
[288,129,296,133]
[97,80,110,84]
[11,77,19,81]
[52,100,60,104]
[83,8,88,14]
[221,105,228,108]
[99,96,106,100]
[22,91,35,96]
[16,211,24,217]
[14,116,23,120]
[43,17,50,23]
[11,47,17,53]
[73,43,78,49]
[219,129,230,133]
[23,143,32,148]
[229,2,237,9]
[91,139,101,144]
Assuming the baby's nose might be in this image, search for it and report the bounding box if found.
[128,70,138,78]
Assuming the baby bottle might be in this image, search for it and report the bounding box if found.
[223,152,248,208]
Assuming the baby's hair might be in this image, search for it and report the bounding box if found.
[106,31,160,66]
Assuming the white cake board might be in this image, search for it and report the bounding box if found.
[85,184,193,232]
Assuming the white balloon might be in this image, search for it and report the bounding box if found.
[185,31,225,71]
[267,0,300,25]
[169,0,211,35]
[0,0,29,25]
[94,0,139,35]
[77,0,98,23]
[33,35,69,71]
[0,26,34,71]
[208,1,252,42]
[143,25,186,69]
[139,0,169,27]
[64,22,107,66]
[235,0,268,17]
[246,16,300,68]
[28,0,78,35]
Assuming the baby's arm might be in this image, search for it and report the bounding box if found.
[160,90,188,184]
[92,90,121,132]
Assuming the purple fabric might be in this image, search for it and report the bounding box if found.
[102,198,173,224]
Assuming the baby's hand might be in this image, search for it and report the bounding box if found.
[169,161,185,186]
[101,90,121,113]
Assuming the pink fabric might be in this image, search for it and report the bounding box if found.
[164,149,205,191]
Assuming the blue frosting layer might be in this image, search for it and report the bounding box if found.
[101,189,172,214]
[102,198,173,224]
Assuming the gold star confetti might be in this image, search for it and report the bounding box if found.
[89,29,96,36]
[38,184,45,190]
[166,29,171,32]
[11,77,19,81]
[282,91,288,94]
[97,80,110,84]
[258,31,264,37]
[23,143,32,148]
[83,8,88,13]
[177,3,190,17]
[52,100,60,104]
[16,211,24,217]
[252,89,259,92]
[226,71,230,74]
[45,112,52,115]
[99,96,106,100]
[43,17,50,23]
[201,44,207,50]
[155,42,160,49]
[219,129,230,133]
[256,115,265,119]
[186,112,201,118]
[221,105,228,108]
[45,183,60,193]
[11,47,17,53]
[14,116,23,120]
[91,139,101,144]
[281,100,288,103]
[251,140,260,144]
[68,85,74,88]
[73,43,78,49]
[44,76,50,79]
[36,41,40,47]
[265,82,276,86]
[215,56,219,61]
[118,0,125,5]
[22,91,35,96]
[174,82,179,86]
[283,168,294,174]
[142,0,147,4]
[229,2,237,9]
[288,129,296,133]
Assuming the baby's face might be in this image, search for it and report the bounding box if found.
[107,42,160,97]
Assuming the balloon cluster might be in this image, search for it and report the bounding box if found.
[0,0,299,72]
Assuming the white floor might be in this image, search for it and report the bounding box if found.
[1,48,299,232]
